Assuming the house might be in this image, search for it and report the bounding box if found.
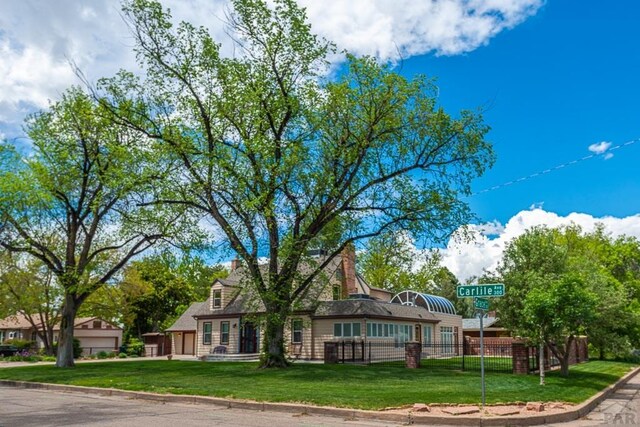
[0,314,123,355]
[168,247,463,360]
[462,315,510,338]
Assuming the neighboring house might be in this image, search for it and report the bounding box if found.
[169,247,463,360]
[462,316,510,338]
[0,314,123,355]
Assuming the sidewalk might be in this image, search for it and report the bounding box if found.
[548,370,640,426]
[0,354,197,368]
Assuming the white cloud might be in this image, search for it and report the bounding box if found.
[300,0,542,59]
[588,141,612,155]
[0,0,542,137]
[439,208,640,283]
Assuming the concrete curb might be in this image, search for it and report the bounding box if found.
[1,366,639,426]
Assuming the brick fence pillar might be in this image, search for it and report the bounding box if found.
[405,342,422,369]
[324,342,338,364]
[579,337,589,363]
[512,341,529,374]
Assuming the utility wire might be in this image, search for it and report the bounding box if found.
[471,138,640,196]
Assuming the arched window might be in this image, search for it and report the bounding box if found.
[390,291,457,315]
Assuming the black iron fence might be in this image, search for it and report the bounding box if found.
[333,340,514,372]
[527,344,561,373]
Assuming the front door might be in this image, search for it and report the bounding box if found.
[183,332,195,355]
[240,322,258,353]
[415,324,422,344]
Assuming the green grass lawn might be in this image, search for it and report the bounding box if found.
[0,360,634,410]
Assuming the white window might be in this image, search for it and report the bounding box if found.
[366,322,413,342]
[333,322,361,338]
[291,319,303,343]
[423,325,432,345]
[440,326,454,354]
[212,289,222,308]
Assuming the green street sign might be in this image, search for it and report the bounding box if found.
[457,284,505,298]
[474,297,490,311]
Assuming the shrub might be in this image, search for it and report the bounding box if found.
[5,354,41,362]
[5,339,34,351]
[118,352,127,359]
[97,351,109,359]
[125,338,145,356]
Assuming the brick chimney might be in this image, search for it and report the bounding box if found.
[341,244,358,296]
[230,258,240,271]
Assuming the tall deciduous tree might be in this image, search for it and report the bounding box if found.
[0,88,187,367]
[359,231,437,293]
[573,227,640,359]
[0,251,62,355]
[119,252,228,338]
[100,0,494,367]
[496,225,637,376]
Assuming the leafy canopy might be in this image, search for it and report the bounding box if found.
[98,0,494,366]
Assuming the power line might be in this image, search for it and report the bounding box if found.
[471,138,640,196]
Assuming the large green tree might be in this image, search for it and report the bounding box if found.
[117,252,227,338]
[0,88,188,367]
[81,253,227,332]
[99,0,494,367]
[572,227,640,359]
[497,225,639,376]
[0,251,62,355]
[359,231,439,293]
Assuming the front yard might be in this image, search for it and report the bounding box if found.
[0,360,634,410]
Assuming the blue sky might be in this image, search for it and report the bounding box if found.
[400,1,640,225]
[1,0,639,278]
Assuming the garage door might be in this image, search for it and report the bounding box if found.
[78,337,118,355]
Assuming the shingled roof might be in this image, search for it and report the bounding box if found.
[462,317,501,330]
[166,302,206,332]
[314,299,439,322]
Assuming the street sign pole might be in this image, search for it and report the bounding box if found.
[458,284,505,410]
[479,311,485,409]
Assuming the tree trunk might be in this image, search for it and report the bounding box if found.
[56,294,79,368]
[548,336,574,377]
[259,308,289,368]
[539,340,545,386]
[46,327,56,356]
[598,346,605,361]
[37,327,55,356]
[560,358,570,377]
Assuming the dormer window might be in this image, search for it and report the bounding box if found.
[213,289,222,308]
[332,285,342,301]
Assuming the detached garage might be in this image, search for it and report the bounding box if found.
[166,302,204,356]
[55,317,123,356]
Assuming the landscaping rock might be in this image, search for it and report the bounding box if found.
[526,402,545,412]
[442,406,480,415]
[488,407,521,416]
[412,403,430,412]
[548,402,566,409]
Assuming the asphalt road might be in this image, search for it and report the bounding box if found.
[0,387,401,427]
[2,373,640,427]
